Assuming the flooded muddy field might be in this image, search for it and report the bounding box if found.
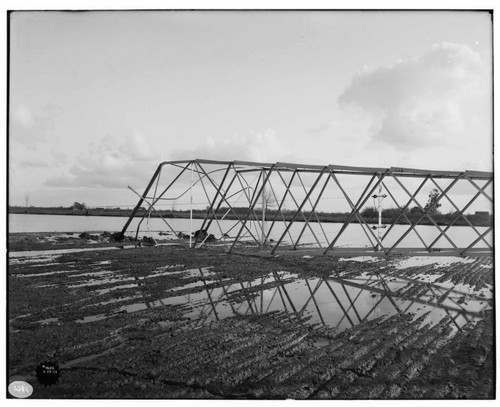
[8,233,494,399]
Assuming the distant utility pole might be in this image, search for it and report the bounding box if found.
[261,183,267,245]
[25,192,30,207]
[371,184,387,251]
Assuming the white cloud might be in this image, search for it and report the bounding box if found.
[12,104,34,128]
[118,131,157,162]
[44,132,158,189]
[9,103,70,177]
[338,43,491,150]
[306,122,331,135]
[169,128,293,163]
[18,158,51,169]
[10,103,63,146]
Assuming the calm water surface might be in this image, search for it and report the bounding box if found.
[9,213,492,249]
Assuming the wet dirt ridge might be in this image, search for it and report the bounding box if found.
[8,235,494,399]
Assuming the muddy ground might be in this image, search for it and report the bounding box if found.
[7,233,495,399]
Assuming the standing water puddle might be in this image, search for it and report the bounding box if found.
[77,267,491,333]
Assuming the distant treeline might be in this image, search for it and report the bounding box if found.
[9,205,492,227]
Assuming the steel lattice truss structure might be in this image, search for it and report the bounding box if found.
[120,159,493,256]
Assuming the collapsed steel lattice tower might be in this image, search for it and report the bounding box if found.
[120,159,493,256]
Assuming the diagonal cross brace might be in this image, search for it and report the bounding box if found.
[271,168,328,254]
[386,174,464,255]
[229,166,276,252]
[293,172,332,248]
[380,180,429,250]
[271,170,325,247]
[380,174,430,244]
[427,178,493,250]
[323,170,388,254]
[328,171,382,251]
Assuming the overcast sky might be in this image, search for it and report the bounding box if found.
[9,10,493,208]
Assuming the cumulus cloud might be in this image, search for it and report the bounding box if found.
[9,103,69,172]
[44,129,292,193]
[118,131,157,162]
[44,132,158,189]
[11,103,63,146]
[306,122,331,135]
[18,158,51,168]
[12,104,34,128]
[170,129,293,163]
[338,43,491,150]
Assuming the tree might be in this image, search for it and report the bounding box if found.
[71,202,87,211]
[361,206,378,220]
[261,189,277,209]
[424,188,441,215]
[410,206,423,216]
[382,208,403,221]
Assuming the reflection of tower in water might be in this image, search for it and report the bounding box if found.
[124,267,491,335]
[371,291,381,319]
